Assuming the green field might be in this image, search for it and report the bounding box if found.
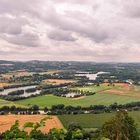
[76,84,123,92]
[16,94,140,108]
[58,111,140,129]
[0,99,26,108]
[76,84,140,93]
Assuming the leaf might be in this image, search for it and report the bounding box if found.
[16,138,24,140]
[23,122,34,129]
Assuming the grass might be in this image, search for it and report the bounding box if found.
[76,83,140,97]
[1,72,34,79]
[137,86,140,91]
[76,84,124,93]
[0,99,11,104]
[16,94,140,108]
[58,111,140,129]
[0,99,26,108]
[76,85,111,92]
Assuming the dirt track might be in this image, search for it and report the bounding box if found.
[0,115,63,133]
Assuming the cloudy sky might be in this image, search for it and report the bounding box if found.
[0,0,140,62]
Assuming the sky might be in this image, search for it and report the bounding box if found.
[0,0,140,62]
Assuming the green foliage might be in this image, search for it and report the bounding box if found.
[71,129,83,139]
[68,122,82,131]
[98,111,139,140]
[2,120,29,140]
[48,128,67,140]
[100,137,110,140]
[1,117,50,140]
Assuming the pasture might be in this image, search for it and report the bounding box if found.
[58,111,140,129]
[77,83,140,97]
[1,72,33,79]
[16,94,140,108]
[0,99,26,108]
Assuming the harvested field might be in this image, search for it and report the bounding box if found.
[0,83,13,87]
[42,79,77,85]
[0,115,63,133]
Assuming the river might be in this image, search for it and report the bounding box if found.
[75,71,109,80]
[0,85,41,97]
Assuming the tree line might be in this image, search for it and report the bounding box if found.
[1,102,140,115]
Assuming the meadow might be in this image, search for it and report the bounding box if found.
[16,94,140,108]
[58,111,140,129]
[77,83,140,97]
[0,99,26,108]
[76,84,123,92]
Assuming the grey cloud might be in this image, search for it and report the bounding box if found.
[48,29,77,41]
[52,0,92,4]
[0,0,42,15]
[109,0,140,18]
[0,0,109,43]
[43,8,109,42]
[0,0,140,62]
[1,32,40,47]
[0,16,28,35]
[122,0,140,18]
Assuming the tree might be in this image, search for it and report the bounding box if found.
[98,111,139,140]
[48,128,67,140]
[1,117,50,140]
[44,106,48,112]
[31,105,39,111]
[66,123,83,140]
[68,122,82,131]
